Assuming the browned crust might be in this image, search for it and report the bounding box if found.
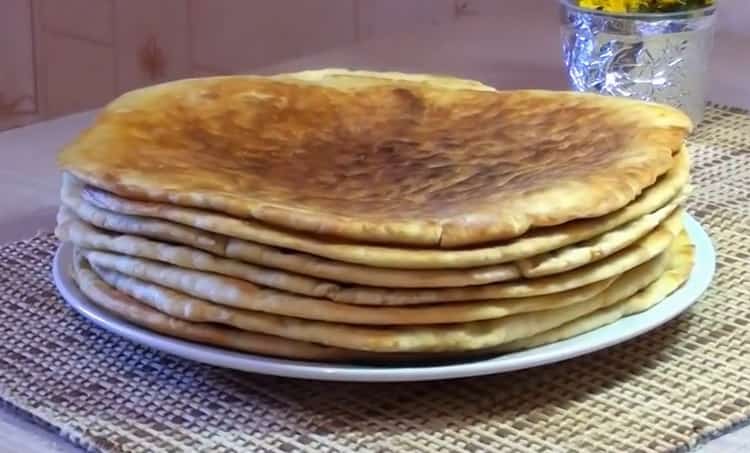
[59,73,691,247]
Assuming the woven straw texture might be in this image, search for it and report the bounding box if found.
[1,105,749,453]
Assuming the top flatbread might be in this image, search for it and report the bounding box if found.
[58,69,691,247]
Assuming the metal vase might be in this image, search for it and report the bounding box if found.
[560,1,717,124]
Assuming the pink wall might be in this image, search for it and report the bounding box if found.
[0,0,745,131]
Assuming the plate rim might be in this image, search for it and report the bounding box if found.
[53,214,716,382]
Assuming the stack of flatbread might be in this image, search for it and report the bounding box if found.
[55,69,695,363]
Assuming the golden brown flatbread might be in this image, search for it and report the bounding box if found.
[76,243,615,325]
[70,232,693,360]
[58,195,682,301]
[65,149,689,270]
[67,217,593,318]
[56,203,521,288]
[516,191,686,277]
[58,70,691,247]
[73,210,682,309]
[85,246,671,353]
[501,231,695,351]
[71,253,373,362]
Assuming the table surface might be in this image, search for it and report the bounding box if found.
[1,14,748,453]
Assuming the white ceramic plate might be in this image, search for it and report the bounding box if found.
[53,214,715,382]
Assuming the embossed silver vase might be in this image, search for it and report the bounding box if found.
[560,0,717,123]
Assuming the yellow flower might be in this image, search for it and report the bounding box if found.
[578,0,714,13]
[579,0,626,12]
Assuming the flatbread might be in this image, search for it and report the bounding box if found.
[68,150,689,270]
[72,210,682,316]
[57,192,683,299]
[60,174,688,287]
[76,243,617,324]
[72,262,517,364]
[72,258,496,363]
[57,215,340,299]
[58,70,691,247]
[71,254,374,362]
[86,246,672,353]
[70,232,692,360]
[57,197,520,288]
[329,211,684,305]
[516,191,687,277]
[60,177,228,256]
[500,231,695,351]
[73,211,683,309]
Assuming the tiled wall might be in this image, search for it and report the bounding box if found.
[0,0,467,131]
[1,0,37,131]
[0,0,744,131]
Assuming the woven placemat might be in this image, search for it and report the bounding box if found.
[1,105,749,453]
